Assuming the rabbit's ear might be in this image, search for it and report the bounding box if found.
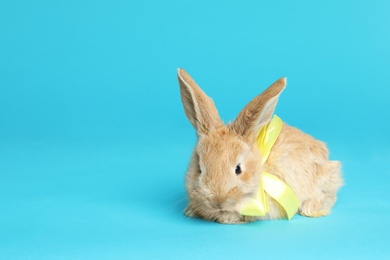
[232,78,286,142]
[178,68,221,136]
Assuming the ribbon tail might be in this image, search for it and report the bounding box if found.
[262,172,299,220]
[239,186,269,217]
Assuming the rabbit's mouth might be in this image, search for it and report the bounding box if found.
[202,206,244,224]
[202,198,240,213]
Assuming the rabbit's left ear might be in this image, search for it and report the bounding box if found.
[232,78,286,142]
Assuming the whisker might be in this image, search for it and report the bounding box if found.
[166,197,187,213]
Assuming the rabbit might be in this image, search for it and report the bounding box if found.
[177,68,343,224]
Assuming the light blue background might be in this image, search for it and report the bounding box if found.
[1,0,389,259]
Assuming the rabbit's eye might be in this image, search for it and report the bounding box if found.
[235,164,242,175]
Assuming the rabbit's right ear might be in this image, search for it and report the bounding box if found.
[232,78,286,142]
[178,69,221,136]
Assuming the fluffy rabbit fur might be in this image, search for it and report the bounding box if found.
[178,68,343,224]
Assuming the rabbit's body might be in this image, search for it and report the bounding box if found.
[263,123,342,220]
[178,69,343,224]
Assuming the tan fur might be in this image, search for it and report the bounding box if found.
[178,68,343,224]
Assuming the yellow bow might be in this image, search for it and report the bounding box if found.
[239,115,299,220]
